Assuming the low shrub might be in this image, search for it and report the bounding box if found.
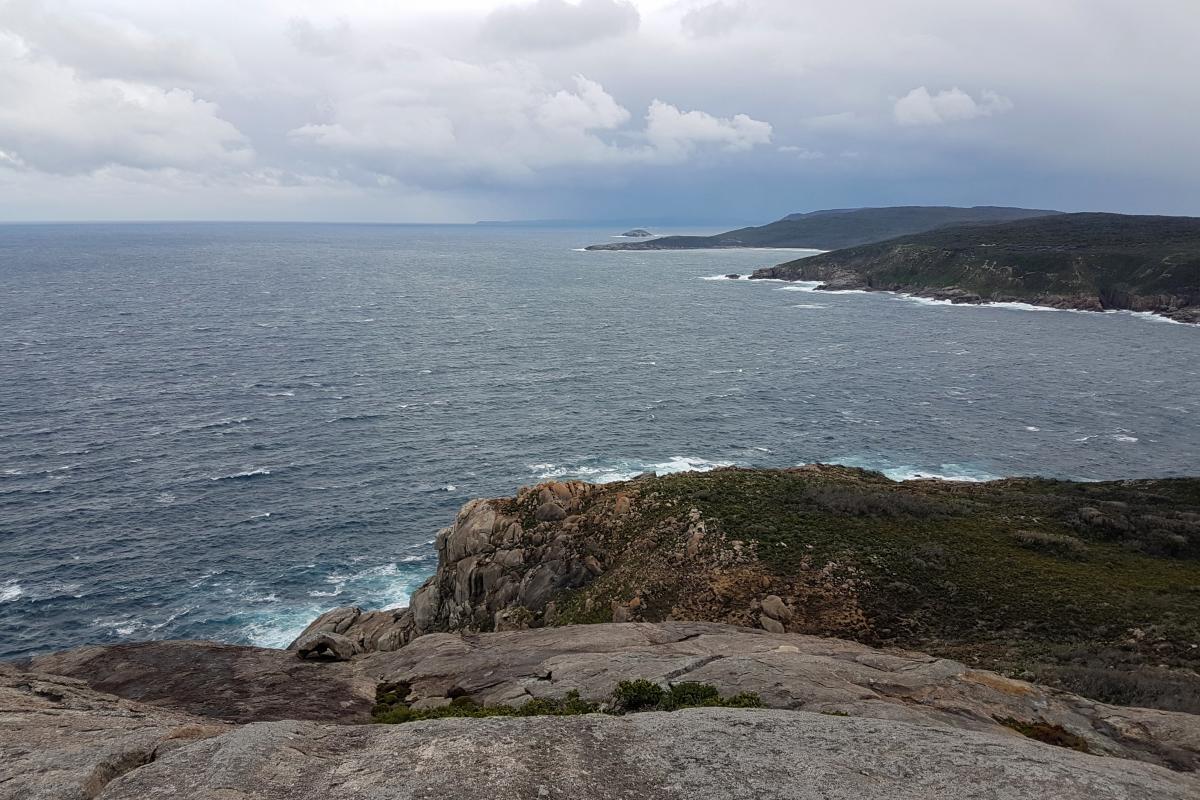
[374,680,764,724]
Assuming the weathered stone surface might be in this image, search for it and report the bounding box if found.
[295,631,359,661]
[26,640,375,724]
[97,710,1199,800]
[761,594,792,622]
[0,664,227,800]
[356,622,1200,771]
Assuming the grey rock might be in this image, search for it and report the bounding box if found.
[97,710,1199,800]
[356,622,1200,771]
[26,640,375,724]
[295,631,360,661]
[761,594,792,622]
[759,613,785,634]
[0,664,228,800]
[535,501,567,522]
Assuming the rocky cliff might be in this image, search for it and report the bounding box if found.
[751,212,1200,323]
[293,465,1200,715]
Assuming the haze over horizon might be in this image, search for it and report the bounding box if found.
[1,0,1198,223]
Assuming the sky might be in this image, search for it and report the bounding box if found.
[1,0,1198,223]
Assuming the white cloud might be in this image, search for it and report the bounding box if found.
[0,29,250,174]
[645,99,772,157]
[286,17,353,58]
[481,0,639,50]
[894,86,1013,126]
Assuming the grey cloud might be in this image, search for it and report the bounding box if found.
[286,17,353,58]
[680,1,747,38]
[481,0,639,50]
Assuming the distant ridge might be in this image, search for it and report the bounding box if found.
[751,212,1200,324]
[584,206,1062,251]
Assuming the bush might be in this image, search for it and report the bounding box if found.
[373,680,764,724]
[1012,530,1088,559]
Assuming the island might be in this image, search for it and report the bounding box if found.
[619,228,653,237]
[5,465,1200,797]
[751,212,1200,323]
[585,205,1061,251]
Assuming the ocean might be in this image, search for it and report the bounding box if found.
[1,222,1197,659]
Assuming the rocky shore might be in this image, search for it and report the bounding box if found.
[4,466,1200,798]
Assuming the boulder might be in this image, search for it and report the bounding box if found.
[294,631,359,661]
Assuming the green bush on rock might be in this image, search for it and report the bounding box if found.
[372,680,763,724]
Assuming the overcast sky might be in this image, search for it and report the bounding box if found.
[1,0,1198,222]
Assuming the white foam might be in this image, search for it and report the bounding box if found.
[1112,434,1139,443]
[0,582,21,603]
[701,274,745,281]
[790,303,827,309]
[775,282,823,293]
[826,457,1000,483]
[529,455,734,484]
[212,468,271,481]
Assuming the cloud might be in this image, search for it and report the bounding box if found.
[681,1,747,38]
[645,100,772,158]
[481,0,639,50]
[286,17,353,58]
[893,86,1013,126]
[0,29,250,174]
[288,69,772,184]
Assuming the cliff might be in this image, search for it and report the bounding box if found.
[751,213,1200,323]
[584,206,1060,251]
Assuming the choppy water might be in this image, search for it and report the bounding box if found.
[1,223,1197,659]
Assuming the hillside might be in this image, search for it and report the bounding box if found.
[295,465,1200,714]
[584,206,1060,251]
[752,212,1200,322]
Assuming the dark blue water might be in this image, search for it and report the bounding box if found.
[2,223,1197,659]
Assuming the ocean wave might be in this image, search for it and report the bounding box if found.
[827,457,1000,483]
[774,282,824,292]
[529,455,735,484]
[701,274,745,281]
[790,303,827,309]
[211,468,271,481]
[0,581,21,603]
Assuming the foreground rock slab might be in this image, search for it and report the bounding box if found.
[0,665,227,800]
[27,639,375,724]
[97,709,1199,800]
[358,622,1200,771]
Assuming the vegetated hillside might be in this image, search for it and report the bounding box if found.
[584,206,1060,250]
[297,465,1200,714]
[753,212,1200,322]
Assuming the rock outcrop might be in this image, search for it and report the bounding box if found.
[6,624,1200,797]
[88,710,1200,800]
[289,467,1200,717]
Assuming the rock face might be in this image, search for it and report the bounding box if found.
[26,640,376,724]
[91,710,1200,800]
[6,624,1200,796]
[291,482,614,653]
[0,664,228,800]
[357,622,1200,772]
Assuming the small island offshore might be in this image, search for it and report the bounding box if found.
[6,466,1200,798]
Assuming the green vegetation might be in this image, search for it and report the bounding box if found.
[585,206,1059,251]
[575,467,1200,712]
[372,680,763,724]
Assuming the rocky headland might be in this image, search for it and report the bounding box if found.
[5,465,1200,798]
[585,206,1059,251]
[751,213,1200,323]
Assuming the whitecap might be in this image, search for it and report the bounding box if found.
[211,468,271,481]
[0,581,21,603]
[790,303,827,309]
[826,457,999,483]
[775,282,823,293]
[1024,426,1041,432]
[529,455,734,484]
